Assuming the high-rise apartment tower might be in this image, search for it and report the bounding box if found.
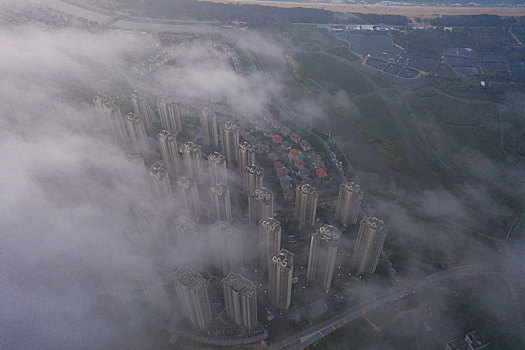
[258,217,281,272]
[157,96,182,134]
[268,249,294,310]
[177,176,201,223]
[125,112,149,156]
[351,217,387,275]
[248,187,273,225]
[244,164,264,195]
[237,141,255,174]
[294,184,318,227]
[199,107,219,147]
[335,181,363,226]
[172,267,212,331]
[157,130,181,176]
[222,272,258,330]
[131,91,154,132]
[220,120,239,165]
[209,183,232,222]
[307,224,341,292]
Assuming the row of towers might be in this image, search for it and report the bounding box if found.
[172,267,258,332]
[95,91,388,333]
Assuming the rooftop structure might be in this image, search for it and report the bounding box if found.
[173,267,212,331]
[222,272,258,330]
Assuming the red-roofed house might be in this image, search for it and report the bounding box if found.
[272,134,283,144]
[289,149,301,158]
[316,168,328,178]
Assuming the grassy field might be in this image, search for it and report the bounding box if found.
[406,91,504,161]
[288,52,373,95]
[326,45,359,61]
[286,25,341,49]
[334,93,412,174]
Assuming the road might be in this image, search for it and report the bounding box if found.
[270,264,523,350]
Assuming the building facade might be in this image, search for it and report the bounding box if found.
[172,267,212,331]
[258,217,281,272]
[220,120,239,165]
[177,176,201,223]
[307,224,341,292]
[93,93,128,147]
[131,90,154,132]
[209,183,232,222]
[181,141,205,183]
[157,130,181,176]
[210,221,242,275]
[248,186,274,226]
[295,184,318,227]
[237,141,255,174]
[268,249,294,310]
[157,96,182,134]
[335,181,363,226]
[351,217,387,275]
[222,272,258,330]
[125,112,149,156]
[208,151,228,185]
[199,107,219,147]
[148,162,172,202]
[243,164,264,195]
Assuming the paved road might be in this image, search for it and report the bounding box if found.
[270,264,523,350]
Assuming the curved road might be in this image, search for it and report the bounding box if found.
[270,264,523,350]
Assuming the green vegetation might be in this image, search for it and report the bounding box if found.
[369,73,393,88]
[392,28,513,59]
[288,52,373,95]
[333,94,412,174]
[326,45,359,61]
[285,25,341,49]
[406,91,503,161]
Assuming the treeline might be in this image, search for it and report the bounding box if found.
[357,14,408,25]
[429,15,518,27]
[118,0,408,26]
[128,0,336,26]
